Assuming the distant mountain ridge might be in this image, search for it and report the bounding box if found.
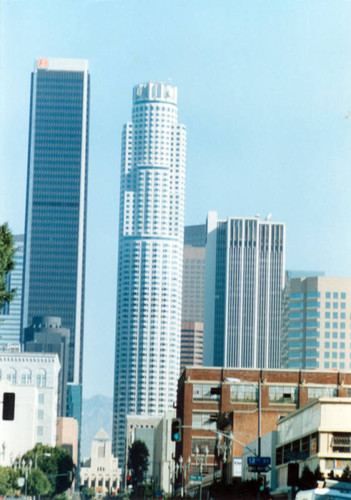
[81,394,113,459]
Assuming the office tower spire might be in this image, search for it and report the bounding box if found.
[22,58,90,394]
[113,82,186,463]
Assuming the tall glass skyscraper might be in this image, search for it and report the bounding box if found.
[22,58,89,392]
[112,82,186,463]
[204,212,285,368]
[0,235,24,351]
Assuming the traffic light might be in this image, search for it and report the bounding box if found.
[2,392,15,420]
[258,475,266,491]
[171,417,182,442]
[126,476,131,487]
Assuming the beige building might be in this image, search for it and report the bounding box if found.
[276,398,351,492]
[286,277,351,371]
[56,417,79,466]
[80,429,121,495]
[180,322,203,370]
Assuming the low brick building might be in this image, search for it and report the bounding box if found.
[175,367,351,485]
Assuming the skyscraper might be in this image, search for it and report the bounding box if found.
[112,82,186,463]
[182,224,206,324]
[0,235,24,351]
[22,58,89,394]
[24,315,70,416]
[284,276,351,371]
[204,212,285,368]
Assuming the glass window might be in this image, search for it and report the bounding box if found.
[333,292,339,299]
[230,384,258,402]
[326,292,331,298]
[341,293,346,299]
[308,386,337,401]
[193,384,220,401]
[269,386,297,404]
[36,370,47,388]
[192,412,217,430]
[332,433,351,453]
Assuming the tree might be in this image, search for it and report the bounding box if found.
[314,465,324,482]
[127,440,149,486]
[341,466,351,482]
[0,223,16,310]
[0,466,20,496]
[299,465,316,491]
[81,486,95,500]
[27,469,51,497]
[22,444,74,495]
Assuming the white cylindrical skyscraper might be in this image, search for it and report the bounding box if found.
[112,82,186,463]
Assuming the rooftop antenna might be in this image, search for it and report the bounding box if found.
[265,213,272,221]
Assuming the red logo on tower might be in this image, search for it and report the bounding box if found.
[38,58,49,69]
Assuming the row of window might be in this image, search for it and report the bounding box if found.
[192,383,338,404]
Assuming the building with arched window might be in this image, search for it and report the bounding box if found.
[0,352,60,465]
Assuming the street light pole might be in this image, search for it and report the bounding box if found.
[195,446,208,500]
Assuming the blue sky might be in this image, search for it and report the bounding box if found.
[1,0,351,397]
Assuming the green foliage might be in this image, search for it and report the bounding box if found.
[341,466,351,482]
[209,478,270,500]
[0,466,20,496]
[127,440,149,486]
[299,465,316,491]
[81,486,96,499]
[53,494,70,500]
[22,444,74,495]
[27,468,51,496]
[0,223,16,310]
[314,465,324,482]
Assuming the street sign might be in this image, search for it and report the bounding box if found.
[248,465,270,473]
[189,475,202,481]
[247,456,271,466]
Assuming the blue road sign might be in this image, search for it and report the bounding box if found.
[247,456,271,466]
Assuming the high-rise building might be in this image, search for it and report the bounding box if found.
[182,224,206,324]
[281,270,324,368]
[204,212,285,368]
[180,321,203,370]
[112,82,186,464]
[0,235,24,351]
[21,58,89,394]
[23,315,70,416]
[285,276,351,370]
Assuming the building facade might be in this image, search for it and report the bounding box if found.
[275,398,351,491]
[204,212,285,368]
[0,352,60,465]
[24,315,70,416]
[80,428,121,496]
[285,277,351,371]
[0,235,24,351]
[22,57,89,392]
[112,82,186,464]
[180,322,203,370]
[182,224,206,324]
[175,367,351,489]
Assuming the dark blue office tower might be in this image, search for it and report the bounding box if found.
[22,58,89,417]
